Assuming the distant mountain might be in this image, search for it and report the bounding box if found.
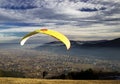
[34,38,120,53]
[36,38,120,49]
[34,38,120,60]
[81,38,120,47]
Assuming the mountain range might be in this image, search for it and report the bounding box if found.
[35,38,120,49]
[34,38,120,60]
[76,38,120,47]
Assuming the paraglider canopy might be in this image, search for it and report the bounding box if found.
[41,29,48,31]
[20,29,71,50]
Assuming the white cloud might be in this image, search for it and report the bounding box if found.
[0,33,19,43]
[0,0,120,42]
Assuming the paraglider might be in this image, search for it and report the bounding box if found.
[20,29,71,50]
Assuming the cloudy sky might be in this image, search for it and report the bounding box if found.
[0,0,120,43]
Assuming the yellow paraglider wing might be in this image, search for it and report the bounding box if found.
[20,29,71,50]
[20,31,38,46]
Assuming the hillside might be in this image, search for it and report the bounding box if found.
[0,38,120,79]
[35,38,120,50]
[81,38,120,47]
[0,78,119,84]
[34,38,120,61]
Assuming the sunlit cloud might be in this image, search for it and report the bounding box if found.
[0,0,119,43]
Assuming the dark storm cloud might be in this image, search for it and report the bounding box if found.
[80,7,106,12]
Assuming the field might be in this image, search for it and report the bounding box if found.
[0,77,119,84]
